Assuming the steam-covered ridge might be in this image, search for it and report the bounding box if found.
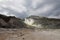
[24,15,60,29]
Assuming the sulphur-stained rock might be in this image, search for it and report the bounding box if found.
[24,15,60,29]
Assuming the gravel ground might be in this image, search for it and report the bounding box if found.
[0,28,60,40]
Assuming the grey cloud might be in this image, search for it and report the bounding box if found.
[0,0,60,18]
[27,0,60,18]
[0,7,28,18]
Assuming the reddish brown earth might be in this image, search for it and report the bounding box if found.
[0,28,60,40]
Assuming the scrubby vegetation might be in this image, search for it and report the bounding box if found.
[25,15,60,29]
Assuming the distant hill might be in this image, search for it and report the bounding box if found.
[24,15,60,29]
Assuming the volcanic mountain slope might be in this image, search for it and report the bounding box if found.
[24,15,60,29]
[0,14,60,29]
[0,14,26,28]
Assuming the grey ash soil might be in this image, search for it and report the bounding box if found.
[0,28,60,40]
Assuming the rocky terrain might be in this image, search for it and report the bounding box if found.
[0,14,26,28]
[0,14,60,40]
[0,28,60,40]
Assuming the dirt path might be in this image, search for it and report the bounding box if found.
[0,28,60,40]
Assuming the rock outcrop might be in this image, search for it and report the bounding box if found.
[0,14,26,28]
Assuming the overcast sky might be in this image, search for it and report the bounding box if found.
[0,0,60,18]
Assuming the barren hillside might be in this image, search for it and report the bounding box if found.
[0,14,60,40]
